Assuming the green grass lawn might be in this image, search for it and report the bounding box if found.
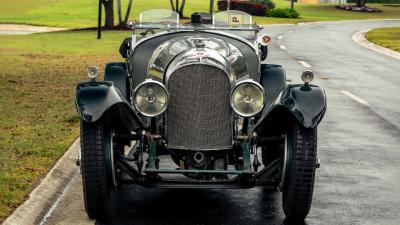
[0,0,211,28]
[365,26,400,52]
[0,30,129,222]
[0,0,399,28]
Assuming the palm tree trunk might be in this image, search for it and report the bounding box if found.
[179,0,186,17]
[102,0,114,28]
[123,0,133,24]
[169,0,174,11]
[117,0,123,25]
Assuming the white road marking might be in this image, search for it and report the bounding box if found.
[39,171,79,225]
[340,91,369,106]
[280,45,286,50]
[286,30,293,34]
[278,35,283,40]
[319,74,329,80]
[298,60,311,68]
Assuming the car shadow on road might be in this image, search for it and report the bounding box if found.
[95,186,308,225]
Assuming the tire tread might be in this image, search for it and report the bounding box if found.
[283,122,317,221]
[80,120,110,220]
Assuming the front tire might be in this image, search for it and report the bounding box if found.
[80,120,112,220]
[282,122,317,222]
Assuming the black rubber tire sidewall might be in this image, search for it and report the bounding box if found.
[282,122,317,222]
[80,119,111,220]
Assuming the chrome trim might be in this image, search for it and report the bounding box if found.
[230,79,265,117]
[164,48,235,87]
[206,30,261,70]
[133,79,169,117]
[131,30,259,82]
[147,36,250,83]
[301,70,314,83]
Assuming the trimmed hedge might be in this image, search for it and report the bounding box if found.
[217,0,275,16]
[266,8,300,18]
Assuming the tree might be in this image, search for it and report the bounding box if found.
[209,0,214,13]
[355,0,367,7]
[117,0,133,26]
[179,0,186,17]
[102,0,114,28]
[169,0,187,17]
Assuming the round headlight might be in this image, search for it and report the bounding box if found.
[133,80,169,117]
[231,80,265,117]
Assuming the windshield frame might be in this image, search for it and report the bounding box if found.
[132,22,262,32]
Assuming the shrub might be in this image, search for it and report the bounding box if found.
[217,0,275,16]
[254,0,276,10]
[266,8,300,18]
[235,1,267,16]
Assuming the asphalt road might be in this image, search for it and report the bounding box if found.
[42,20,400,225]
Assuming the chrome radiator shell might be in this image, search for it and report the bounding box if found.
[166,63,233,150]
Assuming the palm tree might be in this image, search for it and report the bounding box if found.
[116,0,134,26]
[169,0,187,17]
[102,0,114,28]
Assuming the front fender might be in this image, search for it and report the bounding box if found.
[75,81,145,131]
[255,84,326,134]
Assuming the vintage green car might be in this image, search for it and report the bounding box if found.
[75,9,326,222]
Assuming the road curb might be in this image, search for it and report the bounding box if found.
[352,29,400,60]
[3,139,80,225]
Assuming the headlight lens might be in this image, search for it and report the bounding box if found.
[133,80,169,117]
[231,80,265,117]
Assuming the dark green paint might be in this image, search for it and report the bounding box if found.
[147,138,157,169]
[242,142,252,170]
[75,81,145,131]
[255,84,327,133]
[144,168,253,175]
[104,62,130,100]
[260,64,287,111]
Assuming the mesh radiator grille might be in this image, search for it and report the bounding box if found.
[167,64,232,150]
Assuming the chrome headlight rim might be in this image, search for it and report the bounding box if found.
[133,79,169,117]
[230,79,265,118]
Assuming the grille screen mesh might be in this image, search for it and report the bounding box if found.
[167,64,232,150]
